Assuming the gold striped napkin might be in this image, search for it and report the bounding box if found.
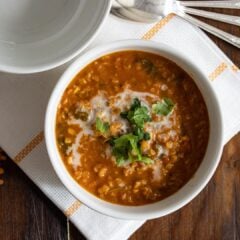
[0,14,239,240]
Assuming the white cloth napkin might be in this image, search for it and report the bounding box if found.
[0,14,240,240]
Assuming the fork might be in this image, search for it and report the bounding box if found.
[111,0,240,48]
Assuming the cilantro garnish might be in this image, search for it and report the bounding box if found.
[95,98,165,166]
[130,98,141,110]
[143,132,150,140]
[120,98,151,142]
[152,98,174,116]
[141,156,154,164]
[96,117,109,134]
[109,98,153,166]
[128,106,151,128]
[111,133,152,166]
[121,98,151,129]
[95,97,174,166]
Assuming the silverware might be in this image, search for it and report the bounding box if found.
[112,0,240,48]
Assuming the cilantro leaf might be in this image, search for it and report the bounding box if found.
[143,132,150,140]
[96,117,109,134]
[113,149,127,166]
[112,134,137,165]
[112,134,142,165]
[129,106,151,128]
[128,136,142,160]
[133,127,150,141]
[141,156,154,164]
[121,98,151,129]
[133,127,144,140]
[130,98,141,110]
[111,133,153,166]
[110,98,153,166]
[152,98,174,116]
[114,152,126,165]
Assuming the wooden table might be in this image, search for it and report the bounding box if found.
[0,8,240,240]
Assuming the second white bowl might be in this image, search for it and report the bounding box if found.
[0,0,111,73]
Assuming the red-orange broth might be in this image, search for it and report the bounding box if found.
[56,51,209,206]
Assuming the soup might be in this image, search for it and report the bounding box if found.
[56,51,209,206]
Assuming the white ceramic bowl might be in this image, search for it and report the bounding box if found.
[0,0,111,73]
[45,40,224,220]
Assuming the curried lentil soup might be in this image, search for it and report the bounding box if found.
[56,51,209,206]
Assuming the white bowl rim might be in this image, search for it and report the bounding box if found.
[45,39,224,220]
[0,0,112,74]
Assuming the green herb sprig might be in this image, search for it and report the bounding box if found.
[111,133,153,166]
[96,117,109,134]
[96,97,174,166]
[152,98,174,116]
[111,98,153,165]
[120,98,151,137]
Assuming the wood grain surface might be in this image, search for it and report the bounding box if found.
[0,6,240,240]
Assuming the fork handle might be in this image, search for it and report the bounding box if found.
[181,7,240,26]
[177,12,240,48]
[178,1,240,9]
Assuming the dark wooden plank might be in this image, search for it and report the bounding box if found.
[69,223,86,240]
[0,153,68,240]
[0,6,240,240]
